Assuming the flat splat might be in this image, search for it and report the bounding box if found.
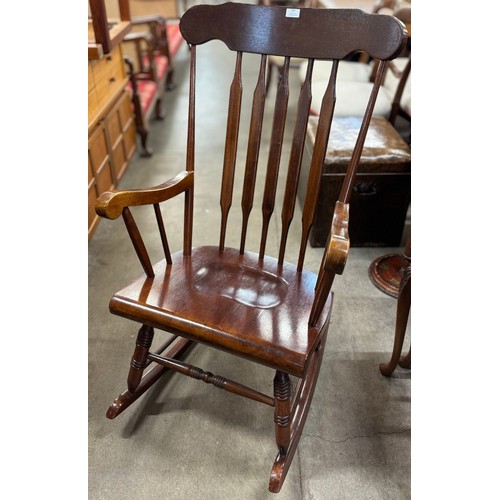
[193,261,288,309]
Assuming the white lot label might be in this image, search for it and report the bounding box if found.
[286,8,300,18]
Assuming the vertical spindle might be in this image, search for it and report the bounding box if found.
[259,57,290,260]
[240,54,267,254]
[278,59,314,267]
[219,52,243,251]
[298,60,339,271]
[184,45,197,257]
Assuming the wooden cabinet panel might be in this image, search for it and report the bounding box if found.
[88,182,99,234]
[89,124,110,174]
[88,88,99,125]
[112,140,127,181]
[123,122,137,165]
[88,123,116,227]
[88,156,94,185]
[88,44,136,240]
[109,91,136,182]
[106,106,122,146]
[88,63,96,91]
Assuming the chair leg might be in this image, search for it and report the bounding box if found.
[107,335,193,419]
[166,68,176,90]
[379,267,411,377]
[138,126,152,157]
[128,325,155,393]
[273,371,292,455]
[399,346,411,369]
[269,325,329,493]
[155,97,165,120]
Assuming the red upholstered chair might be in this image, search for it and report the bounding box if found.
[124,55,162,157]
[127,15,186,91]
[124,17,174,91]
[166,20,184,59]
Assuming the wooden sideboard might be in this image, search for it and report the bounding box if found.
[88,0,137,240]
[88,41,137,240]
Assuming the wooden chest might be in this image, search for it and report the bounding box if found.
[298,116,411,247]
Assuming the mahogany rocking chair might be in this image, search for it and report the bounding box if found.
[95,3,407,493]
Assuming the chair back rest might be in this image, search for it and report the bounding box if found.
[179,3,407,270]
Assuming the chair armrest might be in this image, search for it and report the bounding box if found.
[96,171,194,220]
[324,202,350,275]
[123,32,157,78]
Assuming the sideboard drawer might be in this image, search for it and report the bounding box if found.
[93,46,126,108]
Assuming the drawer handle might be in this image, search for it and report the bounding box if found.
[353,182,378,196]
[109,77,116,83]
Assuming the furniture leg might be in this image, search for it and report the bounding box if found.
[269,325,328,493]
[138,126,152,157]
[107,335,193,419]
[273,371,292,455]
[166,68,176,90]
[399,346,411,369]
[379,266,411,377]
[155,97,165,120]
[128,325,155,392]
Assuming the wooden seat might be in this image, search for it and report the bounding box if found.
[110,246,331,376]
[95,3,407,493]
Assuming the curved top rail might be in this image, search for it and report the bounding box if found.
[180,2,407,61]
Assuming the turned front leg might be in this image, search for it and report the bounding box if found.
[380,266,411,377]
[128,325,155,392]
[274,371,292,454]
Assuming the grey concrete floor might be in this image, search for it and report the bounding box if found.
[89,38,410,499]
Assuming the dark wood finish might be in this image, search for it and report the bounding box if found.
[273,371,292,453]
[95,3,407,492]
[107,335,193,419]
[260,56,290,259]
[220,52,243,251]
[389,56,411,125]
[89,0,132,55]
[379,263,411,376]
[240,54,268,254]
[299,60,338,270]
[128,15,176,90]
[373,234,411,377]
[108,247,332,376]
[298,115,411,247]
[123,42,163,157]
[147,351,275,406]
[369,253,410,298]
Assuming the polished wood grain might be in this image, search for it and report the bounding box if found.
[220,52,243,251]
[95,3,408,493]
[299,60,338,271]
[110,246,331,376]
[179,4,407,61]
[260,57,290,259]
[240,54,268,254]
[379,263,411,376]
[278,58,313,267]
